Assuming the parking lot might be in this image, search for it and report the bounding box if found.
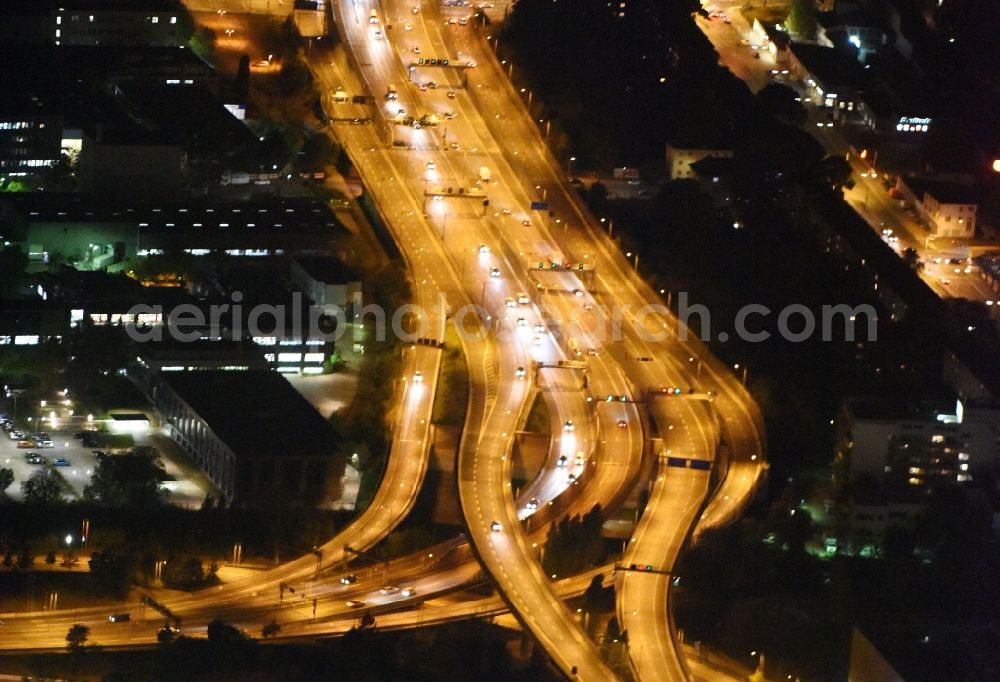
[1,426,210,507]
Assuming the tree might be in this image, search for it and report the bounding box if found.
[0,467,13,495]
[902,247,924,272]
[276,55,314,98]
[235,54,251,102]
[21,468,64,504]
[359,610,376,631]
[66,624,90,651]
[207,618,252,645]
[46,550,57,565]
[190,26,216,63]
[262,619,281,638]
[16,548,34,570]
[786,0,818,40]
[755,83,807,126]
[88,551,136,599]
[821,155,853,190]
[83,454,167,508]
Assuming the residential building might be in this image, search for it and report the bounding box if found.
[896,177,977,239]
[817,5,889,63]
[148,370,345,506]
[789,43,869,125]
[838,395,999,499]
[665,143,733,181]
[749,20,791,68]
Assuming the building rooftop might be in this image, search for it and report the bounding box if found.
[791,43,864,88]
[2,193,346,236]
[293,256,360,284]
[902,176,979,206]
[688,156,735,178]
[161,371,339,461]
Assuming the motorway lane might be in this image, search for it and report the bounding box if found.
[435,19,766,679]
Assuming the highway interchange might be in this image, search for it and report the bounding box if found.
[0,2,766,680]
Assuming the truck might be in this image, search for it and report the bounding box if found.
[385,84,398,101]
[478,166,491,183]
[369,9,379,23]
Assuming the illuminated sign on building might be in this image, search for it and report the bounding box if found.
[897,117,931,133]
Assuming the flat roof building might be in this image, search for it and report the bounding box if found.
[148,370,345,506]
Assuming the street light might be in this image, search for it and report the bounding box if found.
[567,156,576,178]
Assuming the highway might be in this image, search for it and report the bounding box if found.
[0,4,768,677]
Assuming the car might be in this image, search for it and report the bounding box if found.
[26,454,44,465]
[526,498,539,511]
[459,17,468,25]
[448,17,457,24]
[575,452,585,464]
[380,586,400,595]
[478,243,490,254]
[52,458,71,467]
[401,587,417,597]
[108,613,131,623]
[489,267,501,279]
[444,111,457,120]
[567,473,578,483]
[36,439,53,448]
[516,317,527,328]
[466,61,476,68]
[373,30,382,39]
[447,91,457,99]
[412,6,420,13]
[340,574,358,585]
[752,52,760,59]
[572,288,584,297]
[583,302,594,311]
[505,297,516,308]
[427,81,439,89]
[517,293,530,305]
[404,22,413,31]
[740,38,750,46]
[346,599,366,608]
[418,82,428,91]
[521,219,531,226]
[501,207,512,215]
[490,520,502,532]
[450,142,460,150]
[557,454,568,467]
[587,348,599,357]
[412,46,421,54]
[941,278,951,286]
[413,371,424,383]
[16,440,34,449]
[515,366,526,379]
[563,420,575,432]
[425,160,436,171]
[617,419,628,429]
[533,323,545,334]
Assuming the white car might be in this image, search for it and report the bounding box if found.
[491,520,502,532]
[489,267,501,279]
[380,586,400,595]
[401,587,417,597]
[526,498,539,511]
[413,371,424,383]
[517,293,530,305]
[533,323,545,334]
[478,243,490,254]
[563,420,575,432]
[516,317,527,328]
[557,454,568,467]
[515,366,526,379]
[505,297,516,308]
